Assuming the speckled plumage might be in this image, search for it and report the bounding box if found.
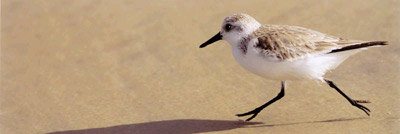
[249,25,382,61]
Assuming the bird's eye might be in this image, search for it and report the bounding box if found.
[225,24,232,31]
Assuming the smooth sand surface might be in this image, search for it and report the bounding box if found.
[2,0,400,134]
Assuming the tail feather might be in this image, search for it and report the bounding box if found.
[329,41,388,53]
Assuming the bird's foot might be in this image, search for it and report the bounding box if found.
[236,108,262,121]
[352,100,371,116]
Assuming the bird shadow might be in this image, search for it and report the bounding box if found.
[47,119,262,134]
[48,117,366,134]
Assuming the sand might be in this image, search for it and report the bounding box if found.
[1,0,399,134]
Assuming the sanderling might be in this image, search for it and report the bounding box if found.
[199,13,387,121]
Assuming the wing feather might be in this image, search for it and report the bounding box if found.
[252,25,367,61]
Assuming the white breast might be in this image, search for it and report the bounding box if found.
[231,41,357,81]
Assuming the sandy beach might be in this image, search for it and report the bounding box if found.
[1,0,399,133]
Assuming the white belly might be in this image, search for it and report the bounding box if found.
[231,45,357,81]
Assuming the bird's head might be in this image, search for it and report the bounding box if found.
[200,13,261,48]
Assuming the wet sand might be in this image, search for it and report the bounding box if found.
[1,0,400,133]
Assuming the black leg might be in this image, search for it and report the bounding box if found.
[324,79,371,116]
[237,81,286,121]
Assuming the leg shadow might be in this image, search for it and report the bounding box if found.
[48,119,262,134]
[251,117,367,128]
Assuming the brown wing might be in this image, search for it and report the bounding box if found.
[252,25,365,60]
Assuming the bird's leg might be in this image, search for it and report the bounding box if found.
[237,81,286,121]
[324,79,371,116]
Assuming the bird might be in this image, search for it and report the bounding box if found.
[199,13,387,121]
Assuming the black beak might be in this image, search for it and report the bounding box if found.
[199,32,222,48]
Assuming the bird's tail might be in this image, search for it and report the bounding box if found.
[329,41,388,53]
